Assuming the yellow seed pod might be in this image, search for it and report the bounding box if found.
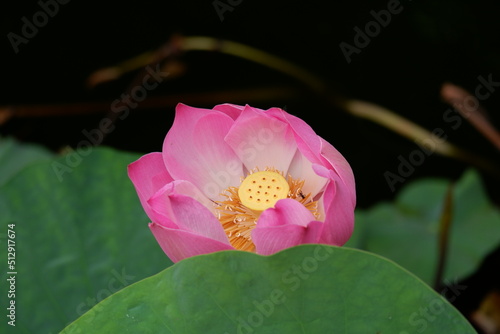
[238,171,289,212]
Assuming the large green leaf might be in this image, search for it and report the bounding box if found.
[0,146,173,334]
[0,136,53,186]
[346,169,500,285]
[61,245,476,333]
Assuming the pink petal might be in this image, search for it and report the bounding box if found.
[163,104,243,200]
[253,221,324,256]
[169,193,229,244]
[166,180,216,213]
[225,105,297,173]
[257,198,315,228]
[213,103,245,120]
[273,109,355,189]
[271,107,356,208]
[148,181,230,244]
[146,183,176,225]
[150,223,234,263]
[128,152,173,221]
[318,170,355,246]
[319,137,356,206]
[252,199,323,255]
[270,107,323,165]
[287,149,328,198]
[252,225,308,256]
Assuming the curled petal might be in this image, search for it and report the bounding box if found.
[213,103,245,120]
[150,223,234,263]
[253,199,323,255]
[287,149,328,199]
[148,182,230,245]
[319,137,356,206]
[257,198,315,228]
[128,152,173,221]
[252,223,322,256]
[318,170,355,246]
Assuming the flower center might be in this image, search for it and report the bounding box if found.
[238,171,289,212]
[215,168,320,253]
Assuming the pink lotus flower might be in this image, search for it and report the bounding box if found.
[128,103,356,262]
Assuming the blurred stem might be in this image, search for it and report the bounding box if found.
[177,35,500,179]
[339,99,500,178]
[179,37,500,176]
[179,36,327,94]
[87,36,327,93]
[87,51,157,88]
[0,87,299,119]
[21,35,500,179]
[441,82,500,151]
[434,183,454,289]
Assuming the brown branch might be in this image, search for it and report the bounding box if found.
[441,82,500,151]
[5,35,500,180]
[0,86,301,122]
[434,183,454,289]
[338,99,500,179]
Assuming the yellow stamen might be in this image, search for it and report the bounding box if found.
[238,171,289,212]
[215,167,320,252]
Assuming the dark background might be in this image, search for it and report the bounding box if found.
[2,1,500,332]
[2,0,500,209]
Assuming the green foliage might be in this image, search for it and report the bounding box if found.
[0,136,53,186]
[347,170,500,285]
[61,245,476,334]
[0,144,173,334]
[1,139,489,333]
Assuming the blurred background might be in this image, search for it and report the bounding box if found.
[2,0,500,208]
[2,0,500,332]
